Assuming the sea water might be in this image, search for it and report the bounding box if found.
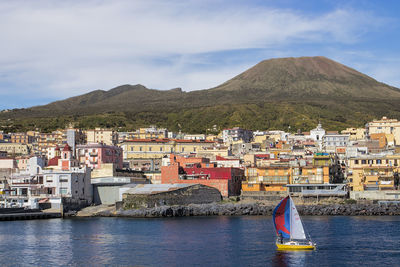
[0,216,399,266]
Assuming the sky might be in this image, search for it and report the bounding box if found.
[0,0,399,109]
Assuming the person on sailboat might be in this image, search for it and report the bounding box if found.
[278,233,283,244]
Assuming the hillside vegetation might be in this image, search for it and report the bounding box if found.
[2,56,400,133]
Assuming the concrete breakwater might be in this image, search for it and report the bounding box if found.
[92,202,400,218]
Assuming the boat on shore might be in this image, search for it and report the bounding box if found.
[273,195,316,250]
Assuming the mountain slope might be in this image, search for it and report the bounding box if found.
[2,56,400,133]
[212,56,400,99]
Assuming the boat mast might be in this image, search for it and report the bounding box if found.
[289,195,292,241]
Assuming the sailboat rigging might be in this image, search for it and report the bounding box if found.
[273,196,316,250]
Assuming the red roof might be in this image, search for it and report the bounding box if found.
[48,156,60,166]
[215,155,238,161]
[255,154,270,159]
[62,144,72,151]
[125,138,214,143]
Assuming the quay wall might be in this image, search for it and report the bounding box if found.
[96,202,400,218]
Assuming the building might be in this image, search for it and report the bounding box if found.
[85,128,118,146]
[161,154,244,197]
[76,143,123,170]
[66,128,86,156]
[121,139,215,160]
[366,116,400,145]
[7,158,92,208]
[222,127,253,144]
[322,134,349,153]
[0,143,30,155]
[242,165,291,192]
[184,134,206,141]
[341,128,365,141]
[310,123,325,142]
[37,131,63,154]
[10,133,35,144]
[137,126,168,139]
[347,155,400,191]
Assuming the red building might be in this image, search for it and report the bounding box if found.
[161,154,244,197]
[76,143,123,169]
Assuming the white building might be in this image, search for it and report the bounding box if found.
[184,134,206,141]
[42,167,92,204]
[310,123,326,142]
[222,127,253,144]
[323,134,350,153]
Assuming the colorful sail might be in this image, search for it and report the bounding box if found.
[273,196,291,238]
[273,196,307,240]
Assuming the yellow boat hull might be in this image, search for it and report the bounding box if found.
[276,243,316,250]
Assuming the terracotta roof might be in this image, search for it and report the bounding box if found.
[48,156,61,166]
[62,144,72,151]
[125,138,214,143]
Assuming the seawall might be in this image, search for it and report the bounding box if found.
[92,202,400,218]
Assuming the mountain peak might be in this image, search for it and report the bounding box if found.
[212,56,399,99]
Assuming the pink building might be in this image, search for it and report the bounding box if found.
[76,143,123,169]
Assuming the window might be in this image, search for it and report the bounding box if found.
[182,148,184,152]
[376,159,382,164]
[160,147,163,151]
[361,160,367,164]
[149,147,152,152]
[355,160,359,165]
[59,188,68,194]
[139,147,142,151]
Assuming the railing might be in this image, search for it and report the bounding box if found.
[261,175,289,184]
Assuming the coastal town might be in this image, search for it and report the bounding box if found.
[0,115,399,216]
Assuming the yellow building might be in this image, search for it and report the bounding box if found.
[137,127,167,139]
[347,155,400,191]
[121,139,215,160]
[367,117,400,145]
[350,166,395,191]
[37,130,63,153]
[242,163,330,192]
[341,128,366,140]
[197,146,231,158]
[85,128,118,145]
[253,135,268,144]
[0,143,30,155]
[292,165,330,184]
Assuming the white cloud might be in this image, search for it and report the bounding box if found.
[0,0,392,107]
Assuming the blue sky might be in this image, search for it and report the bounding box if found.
[0,0,399,109]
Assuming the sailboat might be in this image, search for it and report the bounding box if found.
[273,196,316,250]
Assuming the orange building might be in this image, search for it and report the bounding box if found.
[242,166,291,192]
[242,164,330,192]
[369,133,387,148]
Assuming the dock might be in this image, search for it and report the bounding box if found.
[0,211,62,221]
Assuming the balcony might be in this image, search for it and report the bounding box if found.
[261,175,289,184]
[89,152,98,157]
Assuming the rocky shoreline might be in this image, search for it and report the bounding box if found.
[83,202,400,218]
